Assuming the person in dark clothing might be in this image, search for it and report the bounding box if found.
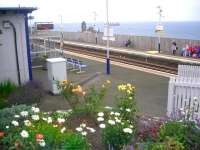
[125,39,131,47]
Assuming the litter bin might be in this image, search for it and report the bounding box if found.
[46,58,67,94]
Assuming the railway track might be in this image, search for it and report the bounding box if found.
[31,39,178,74]
[62,45,178,75]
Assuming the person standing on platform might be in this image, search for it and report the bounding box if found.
[171,41,177,55]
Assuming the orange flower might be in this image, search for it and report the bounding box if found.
[35,133,44,140]
[0,131,4,138]
[62,80,68,84]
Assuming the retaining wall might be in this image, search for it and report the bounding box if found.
[33,31,200,52]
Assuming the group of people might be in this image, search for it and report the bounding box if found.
[171,42,200,58]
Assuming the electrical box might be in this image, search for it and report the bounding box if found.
[47,58,67,94]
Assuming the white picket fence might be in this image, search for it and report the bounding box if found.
[178,65,200,78]
[167,65,200,119]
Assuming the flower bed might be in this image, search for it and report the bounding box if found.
[0,80,200,150]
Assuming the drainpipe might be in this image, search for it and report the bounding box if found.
[24,14,33,80]
[3,21,21,85]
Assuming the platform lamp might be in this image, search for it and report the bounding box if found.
[155,6,164,53]
[106,0,110,74]
[59,15,64,56]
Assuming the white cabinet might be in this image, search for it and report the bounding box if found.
[46,58,67,94]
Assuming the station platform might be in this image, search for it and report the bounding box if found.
[31,36,200,65]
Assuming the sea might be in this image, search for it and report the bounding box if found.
[53,22,200,40]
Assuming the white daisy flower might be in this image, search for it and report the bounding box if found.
[99,124,106,128]
[20,130,29,138]
[38,139,46,147]
[98,112,104,117]
[61,127,66,133]
[110,112,115,115]
[47,117,52,123]
[24,120,32,126]
[81,131,87,136]
[14,115,20,118]
[6,126,9,129]
[80,123,86,128]
[32,115,40,121]
[11,120,19,126]
[57,118,65,124]
[97,117,104,122]
[86,127,96,133]
[114,112,120,116]
[126,108,131,112]
[123,128,133,134]
[76,127,83,132]
[108,120,115,125]
[20,111,28,117]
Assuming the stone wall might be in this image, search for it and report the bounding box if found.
[34,31,200,52]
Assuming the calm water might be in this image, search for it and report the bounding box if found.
[54,22,200,40]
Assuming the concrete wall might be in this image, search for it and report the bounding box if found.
[34,31,200,52]
[0,14,29,85]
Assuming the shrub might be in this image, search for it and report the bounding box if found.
[149,138,185,150]
[58,80,83,108]
[8,80,44,106]
[0,105,33,130]
[0,107,90,150]
[97,110,135,150]
[0,80,17,98]
[0,80,17,109]
[158,121,200,150]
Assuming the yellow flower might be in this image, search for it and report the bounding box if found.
[127,90,131,94]
[102,84,105,88]
[106,80,111,84]
[127,83,131,87]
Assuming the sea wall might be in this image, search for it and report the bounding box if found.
[33,31,200,52]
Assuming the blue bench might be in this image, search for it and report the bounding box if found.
[66,58,87,73]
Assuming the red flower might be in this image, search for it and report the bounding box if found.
[35,134,44,140]
[0,131,4,138]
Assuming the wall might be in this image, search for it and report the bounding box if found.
[0,14,29,85]
[34,31,200,52]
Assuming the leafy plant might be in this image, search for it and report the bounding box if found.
[158,121,200,150]
[8,80,44,106]
[148,138,185,150]
[116,83,137,122]
[0,80,17,98]
[0,105,33,130]
[0,80,17,109]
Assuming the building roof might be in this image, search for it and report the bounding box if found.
[0,7,37,14]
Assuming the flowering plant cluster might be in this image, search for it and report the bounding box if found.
[97,109,135,150]
[0,106,90,150]
[117,83,137,122]
[58,80,86,108]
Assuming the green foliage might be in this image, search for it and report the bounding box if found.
[0,80,17,109]
[0,104,32,130]
[1,107,90,150]
[149,138,185,150]
[57,80,80,108]
[102,121,134,150]
[158,121,200,150]
[0,80,17,98]
[116,83,137,122]
[82,85,107,114]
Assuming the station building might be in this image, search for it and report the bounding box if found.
[0,7,37,85]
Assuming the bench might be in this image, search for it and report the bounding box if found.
[66,58,87,73]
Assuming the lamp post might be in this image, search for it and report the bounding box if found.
[59,15,64,55]
[106,0,110,74]
[93,11,98,44]
[155,6,164,53]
